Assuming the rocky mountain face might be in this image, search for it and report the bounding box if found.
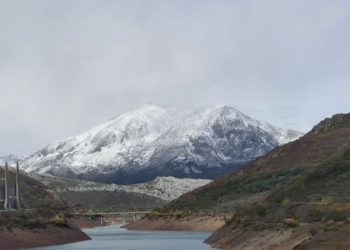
[21,104,302,184]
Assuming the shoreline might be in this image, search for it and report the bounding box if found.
[124,216,225,232]
[0,216,222,249]
[0,224,90,250]
[0,216,223,249]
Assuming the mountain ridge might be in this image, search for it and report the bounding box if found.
[21,104,303,184]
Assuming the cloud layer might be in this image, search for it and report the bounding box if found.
[1,0,350,155]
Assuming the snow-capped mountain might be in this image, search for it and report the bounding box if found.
[21,104,303,184]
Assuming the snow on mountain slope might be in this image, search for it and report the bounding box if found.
[21,104,303,184]
[137,105,303,180]
[23,104,180,175]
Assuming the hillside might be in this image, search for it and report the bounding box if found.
[21,104,302,184]
[207,147,350,249]
[161,113,350,213]
[134,113,350,249]
[0,166,89,249]
[30,175,210,212]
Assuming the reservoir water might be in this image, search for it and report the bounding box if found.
[29,225,218,250]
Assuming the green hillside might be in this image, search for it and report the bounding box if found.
[59,190,165,212]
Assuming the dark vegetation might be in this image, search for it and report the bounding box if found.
[270,147,350,203]
[213,147,350,241]
[0,209,69,230]
[59,190,165,212]
[0,168,70,230]
[159,167,306,213]
[146,208,193,219]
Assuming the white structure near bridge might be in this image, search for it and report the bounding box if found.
[0,162,21,210]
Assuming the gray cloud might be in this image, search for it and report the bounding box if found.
[1,0,350,155]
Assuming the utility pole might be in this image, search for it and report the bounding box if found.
[0,166,3,204]
[4,162,9,210]
[15,161,21,209]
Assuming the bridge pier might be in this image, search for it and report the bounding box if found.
[1,161,21,210]
[4,162,9,210]
[15,162,21,209]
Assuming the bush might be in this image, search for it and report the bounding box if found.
[223,215,230,225]
[309,208,323,222]
[174,209,192,219]
[281,198,290,207]
[309,205,349,223]
[234,202,270,221]
[49,214,69,228]
[283,218,299,227]
[22,218,46,229]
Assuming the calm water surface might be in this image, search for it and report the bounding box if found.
[30,224,218,250]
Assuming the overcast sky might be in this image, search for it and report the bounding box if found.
[1,0,350,155]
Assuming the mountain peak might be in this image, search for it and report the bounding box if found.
[21,105,303,184]
[135,103,166,111]
[202,105,241,113]
[189,105,247,123]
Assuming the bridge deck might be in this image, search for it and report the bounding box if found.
[73,211,151,215]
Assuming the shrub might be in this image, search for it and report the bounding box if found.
[281,198,290,207]
[174,209,192,219]
[235,202,270,220]
[283,218,299,227]
[22,218,46,229]
[343,148,350,161]
[320,197,333,206]
[223,215,230,225]
[309,208,323,222]
[310,205,349,223]
[49,214,69,228]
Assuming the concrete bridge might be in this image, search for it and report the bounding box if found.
[72,211,151,224]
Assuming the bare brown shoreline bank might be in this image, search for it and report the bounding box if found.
[70,217,104,229]
[0,224,90,250]
[0,215,224,250]
[0,216,111,250]
[124,216,225,232]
